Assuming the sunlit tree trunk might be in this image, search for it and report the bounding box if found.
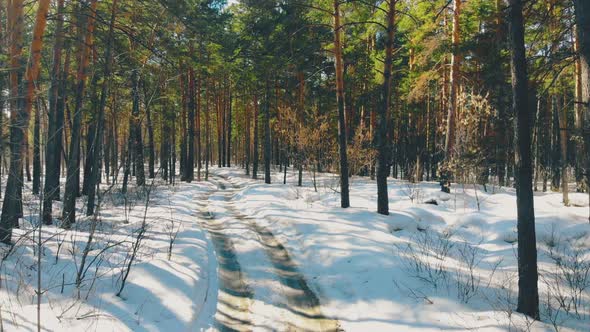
[62,0,98,229]
[1,0,50,242]
[574,0,590,222]
[87,0,118,216]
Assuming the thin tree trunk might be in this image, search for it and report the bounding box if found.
[186,66,195,182]
[333,0,350,208]
[33,99,41,195]
[264,79,272,184]
[131,69,145,187]
[559,94,569,206]
[227,88,232,167]
[252,93,259,179]
[87,0,118,216]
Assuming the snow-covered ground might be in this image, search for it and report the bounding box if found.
[0,179,217,331]
[213,167,590,332]
[1,167,589,331]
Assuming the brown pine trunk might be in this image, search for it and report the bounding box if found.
[252,93,259,179]
[573,26,585,192]
[375,0,396,215]
[444,0,461,160]
[1,0,50,242]
[62,0,98,229]
[573,0,590,222]
[87,0,118,216]
[559,94,569,205]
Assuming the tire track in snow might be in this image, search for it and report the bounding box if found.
[210,174,341,332]
[198,189,254,332]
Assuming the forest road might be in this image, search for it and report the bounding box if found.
[199,173,341,332]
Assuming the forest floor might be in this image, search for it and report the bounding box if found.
[0,167,589,331]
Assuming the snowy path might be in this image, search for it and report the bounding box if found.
[200,174,340,331]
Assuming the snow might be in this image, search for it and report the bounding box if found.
[212,168,590,332]
[1,167,589,331]
[0,179,217,331]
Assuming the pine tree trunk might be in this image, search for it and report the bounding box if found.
[573,0,590,222]
[245,99,251,176]
[508,0,539,319]
[264,79,272,184]
[87,0,117,215]
[1,0,50,242]
[444,0,461,161]
[333,0,350,208]
[559,94,569,205]
[252,93,259,179]
[376,0,396,215]
[227,89,232,167]
[32,99,41,195]
[186,67,195,182]
[197,70,202,180]
[62,0,98,229]
[131,69,145,187]
[146,89,155,179]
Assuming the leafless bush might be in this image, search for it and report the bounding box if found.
[455,242,483,303]
[543,243,590,320]
[397,230,454,290]
[166,198,181,261]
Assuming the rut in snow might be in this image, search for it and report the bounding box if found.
[204,174,340,331]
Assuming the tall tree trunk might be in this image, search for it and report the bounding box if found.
[574,0,590,222]
[32,99,41,195]
[87,0,118,216]
[1,0,50,242]
[264,79,272,184]
[375,0,396,215]
[573,26,586,192]
[131,69,145,187]
[444,0,461,160]
[252,93,259,179]
[227,88,232,167]
[197,71,202,180]
[333,0,350,208]
[146,87,155,179]
[559,94,569,205]
[245,100,251,176]
[205,80,211,180]
[508,0,539,319]
[186,66,195,182]
[62,0,98,229]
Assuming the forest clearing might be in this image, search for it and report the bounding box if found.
[0,0,589,331]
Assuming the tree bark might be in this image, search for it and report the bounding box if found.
[375,0,396,215]
[62,0,98,229]
[444,0,461,160]
[574,0,590,222]
[1,0,50,242]
[252,93,259,179]
[131,69,146,187]
[507,0,539,319]
[186,66,195,182]
[87,0,118,216]
[333,0,350,208]
[264,79,272,184]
